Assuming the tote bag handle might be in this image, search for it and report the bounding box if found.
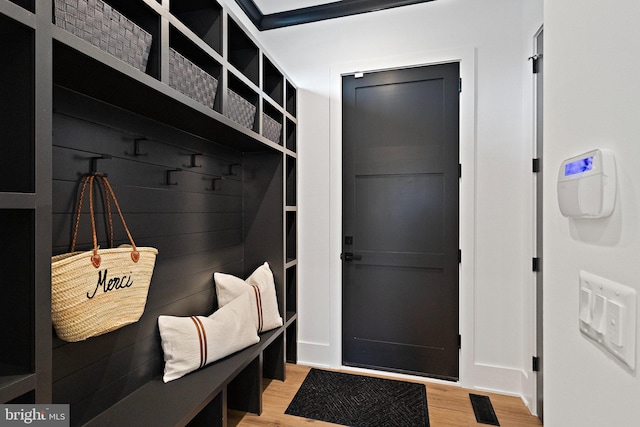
[70,173,140,268]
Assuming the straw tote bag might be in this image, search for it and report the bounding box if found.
[52,173,158,342]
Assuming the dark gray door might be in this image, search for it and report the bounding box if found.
[342,63,460,380]
[534,28,544,422]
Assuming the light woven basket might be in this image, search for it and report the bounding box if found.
[53,0,153,72]
[262,112,282,144]
[225,88,256,130]
[169,48,219,109]
[51,174,157,342]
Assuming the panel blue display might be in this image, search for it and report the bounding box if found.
[565,156,593,176]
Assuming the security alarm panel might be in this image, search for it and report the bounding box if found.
[557,149,616,218]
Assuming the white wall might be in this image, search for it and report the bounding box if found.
[544,1,640,426]
[224,0,543,405]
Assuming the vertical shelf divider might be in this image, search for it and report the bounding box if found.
[34,0,53,402]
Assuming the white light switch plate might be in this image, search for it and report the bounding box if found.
[579,270,637,370]
[579,287,592,324]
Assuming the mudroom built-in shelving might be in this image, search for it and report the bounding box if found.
[0,0,298,425]
[0,0,52,405]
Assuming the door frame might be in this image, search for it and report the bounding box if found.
[327,47,477,385]
[533,25,544,421]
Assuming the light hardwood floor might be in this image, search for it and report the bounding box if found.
[228,364,543,426]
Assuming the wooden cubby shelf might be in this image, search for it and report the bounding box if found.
[262,100,284,145]
[0,1,298,426]
[169,0,223,55]
[0,373,36,404]
[227,72,260,133]
[286,80,297,118]
[286,211,297,263]
[286,118,297,153]
[286,156,297,206]
[0,209,35,379]
[286,320,297,363]
[97,0,161,79]
[8,0,32,12]
[227,17,259,86]
[0,12,34,193]
[169,24,223,113]
[263,55,284,106]
[286,265,297,315]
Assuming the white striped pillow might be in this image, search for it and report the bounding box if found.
[213,262,283,333]
[158,291,259,383]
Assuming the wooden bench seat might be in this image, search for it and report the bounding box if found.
[84,327,286,427]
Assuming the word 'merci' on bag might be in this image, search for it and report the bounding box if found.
[51,173,158,342]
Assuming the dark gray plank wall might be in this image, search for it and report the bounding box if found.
[243,151,284,309]
[51,87,280,426]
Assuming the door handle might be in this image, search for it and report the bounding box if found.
[341,252,362,261]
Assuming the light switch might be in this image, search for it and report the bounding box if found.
[579,270,637,371]
[579,287,592,324]
[607,300,624,347]
[592,294,607,334]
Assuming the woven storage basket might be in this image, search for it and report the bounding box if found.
[53,0,153,72]
[169,48,219,109]
[51,174,157,342]
[262,112,282,144]
[226,88,256,130]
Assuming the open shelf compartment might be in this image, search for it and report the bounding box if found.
[8,0,33,12]
[170,0,223,55]
[286,265,297,315]
[227,17,259,86]
[0,14,34,193]
[286,80,297,117]
[286,156,297,207]
[169,25,222,113]
[262,100,283,145]
[53,0,161,80]
[286,321,297,363]
[0,210,35,379]
[263,55,283,106]
[286,118,297,153]
[226,73,259,132]
[286,211,296,263]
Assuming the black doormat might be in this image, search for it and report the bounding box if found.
[469,393,500,426]
[285,369,429,426]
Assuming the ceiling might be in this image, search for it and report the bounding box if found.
[234,0,436,31]
[252,0,343,15]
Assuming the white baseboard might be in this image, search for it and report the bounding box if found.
[297,340,332,368]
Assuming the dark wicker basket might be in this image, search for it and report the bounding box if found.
[169,48,219,109]
[262,113,282,144]
[53,0,152,72]
[226,89,256,130]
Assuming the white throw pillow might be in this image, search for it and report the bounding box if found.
[213,262,283,333]
[158,291,260,383]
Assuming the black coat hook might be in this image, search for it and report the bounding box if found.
[189,153,202,168]
[206,175,223,191]
[166,168,182,185]
[91,154,112,175]
[133,138,148,157]
[228,163,241,176]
